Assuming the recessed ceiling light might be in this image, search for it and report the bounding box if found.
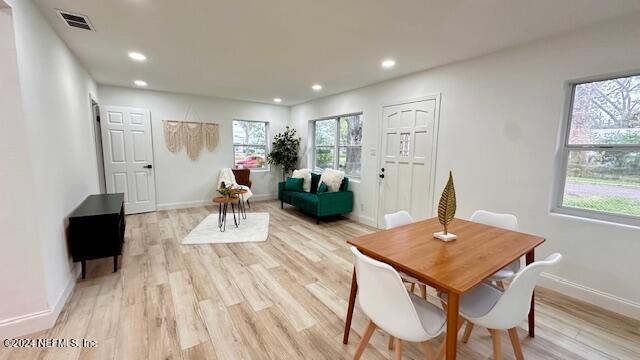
[134,80,148,87]
[381,59,396,69]
[312,84,322,91]
[128,51,147,62]
[273,98,282,103]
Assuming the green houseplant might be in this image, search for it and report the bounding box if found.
[267,126,301,181]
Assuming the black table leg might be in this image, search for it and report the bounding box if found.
[222,203,227,232]
[239,194,246,219]
[231,202,238,227]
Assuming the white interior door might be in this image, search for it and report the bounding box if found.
[100,106,156,214]
[377,97,439,227]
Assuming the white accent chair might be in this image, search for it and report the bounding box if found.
[351,247,446,360]
[383,211,429,298]
[441,253,562,360]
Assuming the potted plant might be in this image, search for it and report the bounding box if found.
[267,126,301,181]
[217,185,235,198]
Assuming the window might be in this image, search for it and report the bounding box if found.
[312,114,363,177]
[233,120,268,169]
[556,74,640,225]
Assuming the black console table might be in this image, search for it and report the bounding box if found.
[69,193,125,278]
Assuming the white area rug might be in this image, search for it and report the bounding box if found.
[182,212,269,244]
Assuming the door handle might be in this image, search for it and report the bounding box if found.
[379,174,384,179]
[143,164,153,169]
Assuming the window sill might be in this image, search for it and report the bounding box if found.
[550,207,640,229]
[234,167,270,173]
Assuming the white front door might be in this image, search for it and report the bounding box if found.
[377,97,440,227]
[100,106,156,214]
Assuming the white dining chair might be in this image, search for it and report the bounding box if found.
[351,247,446,360]
[465,210,520,340]
[384,211,429,298]
[470,210,521,286]
[440,253,562,360]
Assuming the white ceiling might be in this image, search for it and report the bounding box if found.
[34,0,640,105]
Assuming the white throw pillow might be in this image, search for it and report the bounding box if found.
[319,169,345,192]
[292,169,312,192]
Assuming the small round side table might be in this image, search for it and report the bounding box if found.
[212,195,239,232]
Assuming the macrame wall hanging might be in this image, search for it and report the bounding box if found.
[163,105,219,160]
[204,123,219,151]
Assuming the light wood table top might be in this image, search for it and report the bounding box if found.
[212,195,239,204]
[347,217,545,294]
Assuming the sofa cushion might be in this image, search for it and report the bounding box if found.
[310,173,321,194]
[290,192,319,214]
[319,169,345,192]
[292,169,312,192]
[285,177,304,192]
[317,181,328,193]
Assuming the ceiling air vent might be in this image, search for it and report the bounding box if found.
[56,9,94,31]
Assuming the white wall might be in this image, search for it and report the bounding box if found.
[0,4,49,335]
[291,14,640,318]
[2,0,100,335]
[98,86,290,208]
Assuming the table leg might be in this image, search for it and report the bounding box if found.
[526,248,535,337]
[343,267,358,344]
[445,292,459,360]
[240,194,246,219]
[222,203,227,232]
[231,202,238,227]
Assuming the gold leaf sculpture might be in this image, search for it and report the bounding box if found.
[437,171,456,235]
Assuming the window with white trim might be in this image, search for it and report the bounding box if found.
[556,74,640,225]
[233,120,268,169]
[312,114,363,177]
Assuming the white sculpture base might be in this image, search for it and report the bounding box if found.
[433,231,457,242]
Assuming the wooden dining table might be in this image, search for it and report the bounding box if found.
[343,217,545,360]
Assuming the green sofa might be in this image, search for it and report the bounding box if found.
[279,173,353,224]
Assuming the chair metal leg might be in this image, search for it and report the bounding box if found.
[353,321,376,360]
[508,328,524,360]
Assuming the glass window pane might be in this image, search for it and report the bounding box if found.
[563,150,640,217]
[315,147,334,170]
[234,146,266,169]
[568,75,640,145]
[339,147,361,177]
[339,115,363,146]
[233,120,267,145]
[315,119,336,146]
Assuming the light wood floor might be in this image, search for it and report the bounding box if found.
[2,200,639,360]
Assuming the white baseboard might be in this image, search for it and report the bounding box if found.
[0,263,80,338]
[156,200,211,210]
[540,272,640,320]
[345,213,378,227]
[156,194,276,211]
